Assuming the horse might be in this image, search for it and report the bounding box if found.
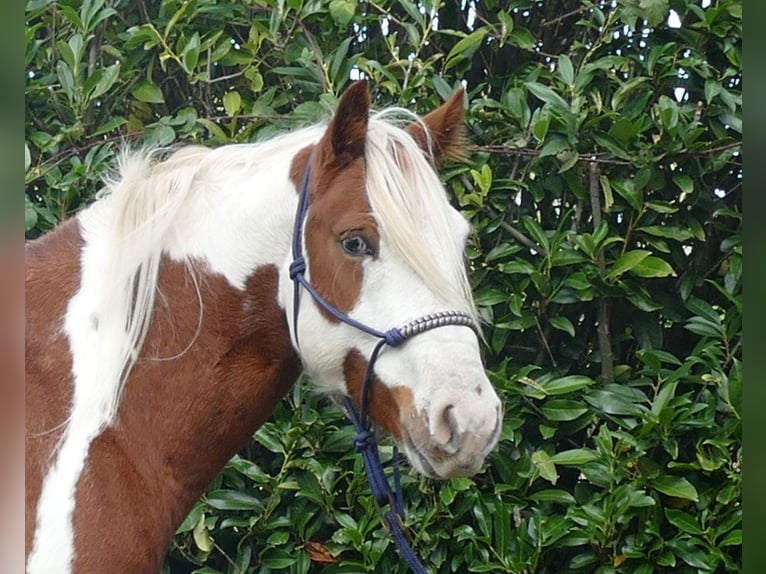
[25,80,503,573]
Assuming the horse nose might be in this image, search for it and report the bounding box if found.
[430,390,502,455]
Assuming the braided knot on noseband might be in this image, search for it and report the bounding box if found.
[398,311,478,339]
[383,328,405,347]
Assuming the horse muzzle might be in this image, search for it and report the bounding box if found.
[398,387,503,479]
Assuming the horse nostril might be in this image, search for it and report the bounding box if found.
[438,405,462,454]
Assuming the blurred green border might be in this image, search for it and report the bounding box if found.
[5,2,25,571]
[742,2,761,573]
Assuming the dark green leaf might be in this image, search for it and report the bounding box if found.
[631,256,676,278]
[558,54,574,85]
[550,448,599,465]
[542,375,594,395]
[532,450,558,484]
[530,489,577,504]
[541,399,589,421]
[223,91,241,116]
[638,0,669,27]
[651,476,699,501]
[525,81,569,110]
[606,250,651,280]
[25,196,37,232]
[88,63,120,99]
[549,316,575,337]
[719,529,742,546]
[445,29,488,70]
[329,0,356,27]
[205,489,263,511]
[585,389,646,416]
[131,79,164,103]
[665,508,702,535]
[261,557,297,569]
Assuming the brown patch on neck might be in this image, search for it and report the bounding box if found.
[343,350,410,440]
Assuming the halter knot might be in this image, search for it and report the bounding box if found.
[353,430,376,452]
[384,328,406,347]
[289,257,306,280]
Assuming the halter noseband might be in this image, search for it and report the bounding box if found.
[288,155,478,573]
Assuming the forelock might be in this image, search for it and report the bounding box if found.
[363,112,477,323]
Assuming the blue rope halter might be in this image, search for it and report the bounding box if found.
[288,155,479,573]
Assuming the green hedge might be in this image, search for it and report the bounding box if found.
[26,1,741,572]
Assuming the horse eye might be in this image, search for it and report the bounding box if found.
[340,236,371,257]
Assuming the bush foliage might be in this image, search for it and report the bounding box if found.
[26,0,741,572]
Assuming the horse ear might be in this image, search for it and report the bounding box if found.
[407,87,467,164]
[319,80,370,166]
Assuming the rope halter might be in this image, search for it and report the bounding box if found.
[288,155,479,574]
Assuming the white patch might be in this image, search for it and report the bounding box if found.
[28,133,322,573]
[354,249,501,477]
[162,138,321,286]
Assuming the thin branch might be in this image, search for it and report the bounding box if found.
[26,131,143,186]
[505,153,522,213]
[589,161,614,384]
[212,541,243,574]
[458,172,546,254]
[487,207,548,256]
[467,141,741,164]
[137,0,150,25]
[535,316,558,367]
[469,144,633,165]
[298,20,328,92]
[205,68,247,84]
[571,198,583,234]
[367,0,409,28]
[25,111,300,186]
[208,112,294,123]
[171,541,204,566]
[541,5,591,28]
[725,338,742,371]
[724,181,742,198]
[589,161,603,229]
[698,141,741,155]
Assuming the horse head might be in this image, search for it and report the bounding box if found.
[286,81,502,478]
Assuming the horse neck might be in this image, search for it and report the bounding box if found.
[89,151,308,539]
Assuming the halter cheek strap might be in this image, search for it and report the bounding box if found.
[289,155,478,574]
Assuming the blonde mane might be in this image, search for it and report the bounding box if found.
[366,110,478,323]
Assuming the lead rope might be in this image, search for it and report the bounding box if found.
[289,157,478,574]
